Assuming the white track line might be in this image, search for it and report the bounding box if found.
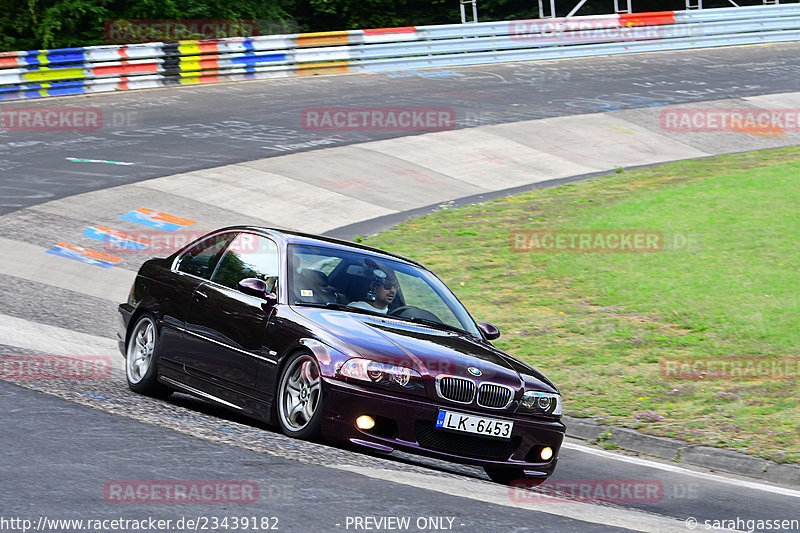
[0,313,122,370]
[333,465,697,533]
[0,237,133,303]
[563,442,800,499]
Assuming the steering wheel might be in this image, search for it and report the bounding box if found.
[389,305,443,323]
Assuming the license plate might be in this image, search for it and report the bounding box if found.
[435,409,513,439]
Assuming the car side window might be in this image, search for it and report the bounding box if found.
[211,233,279,292]
[177,232,237,279]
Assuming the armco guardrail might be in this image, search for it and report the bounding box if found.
[1,5,799,101]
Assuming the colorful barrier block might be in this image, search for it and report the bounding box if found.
[296,31,351,47]
[1,6,799,101]
[620,11,677,26]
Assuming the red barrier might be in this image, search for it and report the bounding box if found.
[363,26,417,36]
[92,62,159,76]
[620,11,676,26]
[0,52,19,68]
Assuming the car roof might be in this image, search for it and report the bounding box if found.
[215,226,426,268]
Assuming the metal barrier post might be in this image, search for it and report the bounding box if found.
[614,0,633,13]
[460,0,478,23]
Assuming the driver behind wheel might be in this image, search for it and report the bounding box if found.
[348,269,398,314]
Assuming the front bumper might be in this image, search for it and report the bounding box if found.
[321,379,565,476]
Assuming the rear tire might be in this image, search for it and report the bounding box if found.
[125,314,172,399]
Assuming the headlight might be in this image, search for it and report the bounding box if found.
[521,391,562,416]
[339,358,422,389]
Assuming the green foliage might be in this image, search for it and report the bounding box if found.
[300,0,452,30]
[0,0,293,50]
[2,0,779,51]
[362,147,800,463]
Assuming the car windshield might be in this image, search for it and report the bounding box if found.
[288,244,480,337]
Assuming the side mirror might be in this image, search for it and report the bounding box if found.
[238,278,277,305]
[477,322,500,341]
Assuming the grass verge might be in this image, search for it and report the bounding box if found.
[363,147,800,463]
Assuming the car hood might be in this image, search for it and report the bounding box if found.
[292,307,556,392]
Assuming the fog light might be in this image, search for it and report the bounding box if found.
[356,415,375,430]
[540,446,553,461]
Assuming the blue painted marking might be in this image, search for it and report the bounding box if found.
[84,393,110,400]
[118,211,185,233]
[0,79,89,100]
[83,226,149,251]
[221,427,258,433]
[0,79,86,92]
[47,86,87,96]
[22,89,46,98]
[22,63,84,71]
[231,53,286,65]
[45,50,87,64]
[45,245,117,268]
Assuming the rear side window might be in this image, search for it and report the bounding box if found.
[177,232,237,279]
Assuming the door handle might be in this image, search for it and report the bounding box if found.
[193,289,208,299]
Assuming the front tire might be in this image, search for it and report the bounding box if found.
[125,314,171,398]
[276,352,323,440]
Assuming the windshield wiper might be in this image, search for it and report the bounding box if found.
[292,301,383,316]
[392,315,472,336]
[293,302,475,336]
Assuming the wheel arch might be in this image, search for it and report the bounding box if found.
[277,338,342,381]
[273,346,326,440]
[124,303,163,353]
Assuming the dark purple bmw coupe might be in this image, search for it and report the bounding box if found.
[118,226,565,483]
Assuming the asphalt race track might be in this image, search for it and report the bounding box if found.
[2,42,800,533]
[2,42,800,214]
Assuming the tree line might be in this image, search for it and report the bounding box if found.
[1,0,745,52]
